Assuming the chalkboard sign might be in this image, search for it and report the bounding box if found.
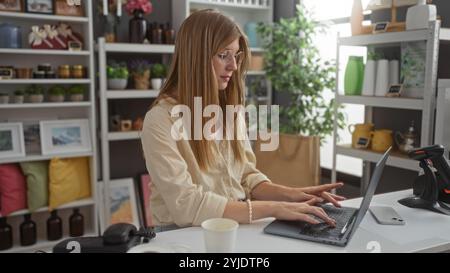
[356,137,370,149]
[373,22,389,34]
[386,84,403,97]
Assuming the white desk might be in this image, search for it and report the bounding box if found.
[151,190,450,253]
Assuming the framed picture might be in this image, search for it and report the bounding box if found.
[0,0,23,12]
[40,119,92,155]
[25,0,53,14]
[54,0,84,16]
[0,122,25,159]
[23,121,41,154]
[107,178,141,229]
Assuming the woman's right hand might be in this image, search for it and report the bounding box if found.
[272,201,336,227]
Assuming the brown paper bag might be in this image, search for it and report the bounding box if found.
[254,134,320,188]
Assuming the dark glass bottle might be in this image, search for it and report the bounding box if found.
[129,9,147,43]
[146,21,153,43]
[69,208,84,237]
[47,210,62,241]
[164,22,175,44]
[152,22,162,44]
[0,217,13,250]
[20,213,37,246]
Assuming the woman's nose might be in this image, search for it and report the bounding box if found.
[227,58,238,71]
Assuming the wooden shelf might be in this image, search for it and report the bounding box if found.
[339,27,450,47]
[0,79,91,84]
[103,43,174,54]
[336,144,419,171]
[0,151,94,164]
[247,70,266,76]
[0,11,89,22]
[190,0,271,10]
[108,131,141,141]
[0,48,90,55]
[0,102,91,109]
[8,198,95,217]
[336,95,424,110]
[106,90,159,99]
[250,47,265,53]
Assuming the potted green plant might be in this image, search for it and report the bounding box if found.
[0,92,9,104]
[67,85,86,102]
[129,59,151,90]
[151,63,166,90]
[255,4,345,187]
[25,85,45,103]
[13,90,25,104]
[107,61,129,90]
[48,85,66,102]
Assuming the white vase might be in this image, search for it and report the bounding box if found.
[151,78,162,90]
[362,60,377,96]
[375,60,389,97]
[108,79,128,90]
[406,0,437,30]
[389,60,400,86]
[0,96,9,104]
[351,0,364,36]
[70,94,84,102]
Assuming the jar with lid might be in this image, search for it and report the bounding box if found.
[58,65,71,79]
[45,70,56,79]
[71,65,85,79]
[33,70,46,79]
[38,63,52,72]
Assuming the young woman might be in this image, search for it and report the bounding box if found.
[141,9,345,229]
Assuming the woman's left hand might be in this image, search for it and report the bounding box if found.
[294,183,346,207]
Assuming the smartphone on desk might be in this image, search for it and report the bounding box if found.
[370,206,405,225]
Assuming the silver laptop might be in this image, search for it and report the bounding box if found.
[264,147,391,247]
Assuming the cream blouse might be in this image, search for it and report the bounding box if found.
[140,97,270,227]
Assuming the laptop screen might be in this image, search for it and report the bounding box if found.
[347,147,391,240]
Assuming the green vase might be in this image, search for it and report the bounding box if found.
[344,56,364,96]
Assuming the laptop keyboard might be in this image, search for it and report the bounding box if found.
[299,205,357,239]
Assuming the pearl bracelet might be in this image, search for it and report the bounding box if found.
[246,199,253,224]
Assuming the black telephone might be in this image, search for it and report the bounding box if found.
[52,223,156,253]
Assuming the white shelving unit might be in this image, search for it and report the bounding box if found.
[0,4,98,253]
[332,21,450,194]
[97,38,175,232]
[435,79,450,158]
[172,0,273,106]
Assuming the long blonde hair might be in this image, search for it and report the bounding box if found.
[154,9,250,171]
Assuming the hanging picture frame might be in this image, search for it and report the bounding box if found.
[25,0,54,14]
[0,0,23,12]
[0,122,26,159]
[54,0,84,16]
[40,119,92,155]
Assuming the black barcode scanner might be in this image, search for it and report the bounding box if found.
[399,145,450,215]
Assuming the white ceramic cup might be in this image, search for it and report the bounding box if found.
[375,59,389,97]
[201,218,239,253]
[389,60,400,86]
[362,59,377,96]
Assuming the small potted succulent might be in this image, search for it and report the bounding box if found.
[68,84,86,102]
[151,63,166,90]
[48,85,66,102]
[26,85,45,103]
[0,92,9,104]
[107,61,129,90]
[13,90,25,104]
[129,59,151,90]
